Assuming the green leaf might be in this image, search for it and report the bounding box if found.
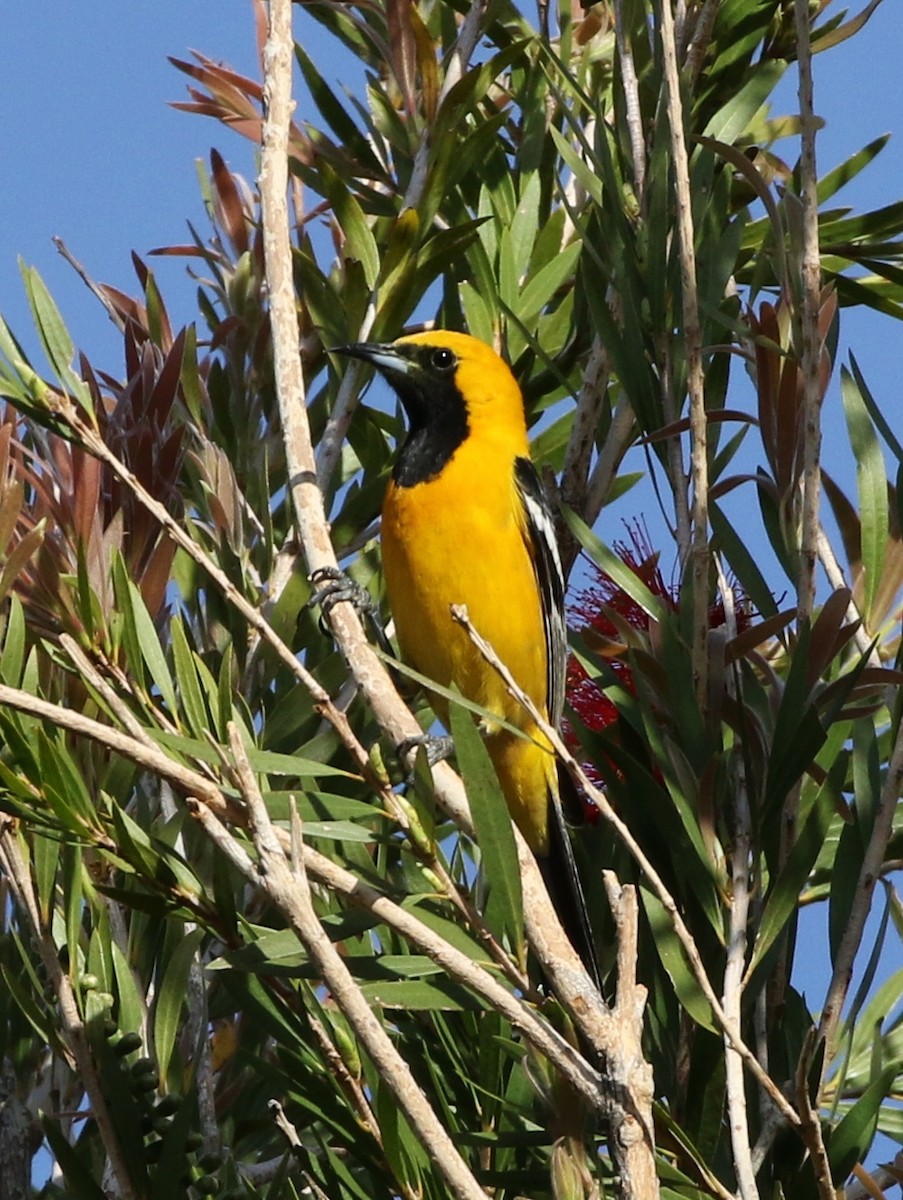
[711,502,778,618]
[316,163,380,290]
[169,615,210,738]
[154,926,204,1090]
[359,978,480,1010]
[561,508,668,623]
[639,885,717,1033]
[841,364,888,619]
[448,696,524,956]
[749,754,843,974]
[43,1117,109,1200]
[514,242,582,331]
[848,351,903,464]
[702,59,785,144]
[826,1065,898,1183]
[19,261,94,417]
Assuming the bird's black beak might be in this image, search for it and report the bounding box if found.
[330,343,412,375]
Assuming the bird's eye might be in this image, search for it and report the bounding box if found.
[431,347,457,372]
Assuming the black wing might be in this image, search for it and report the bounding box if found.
[513,456,566,725]
[515,457,600,986]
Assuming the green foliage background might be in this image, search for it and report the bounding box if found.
[0,2,901,1198]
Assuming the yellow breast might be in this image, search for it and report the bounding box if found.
[381,432,548,734]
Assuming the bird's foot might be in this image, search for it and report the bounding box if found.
[308,566,390,652]
[396,733,455,768]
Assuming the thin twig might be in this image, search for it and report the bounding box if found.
[659,0,710,712]
[683,0,721,85]
[716,568,758,1199]
[53,237,127,332]
[816,525,877,661]
[560,336,609,518]
[723,771,758,1200]
[583,399,638,536]
[796,1030,836,1200]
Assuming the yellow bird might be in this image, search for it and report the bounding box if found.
[338,331,596,980]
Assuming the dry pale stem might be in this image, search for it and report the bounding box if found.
[602,874,659,1200]
[659,0,710,713]
[794,0,824,624]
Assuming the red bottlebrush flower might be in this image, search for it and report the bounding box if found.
[564,523,669,809]
[564,522,751,813]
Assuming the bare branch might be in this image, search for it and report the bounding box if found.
[659,0,710,711]
[614,1,647,199]
[796,1031,835,1200]
[794,0,823,623]
[723,770,758,1200]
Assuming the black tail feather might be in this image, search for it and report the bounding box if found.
[540,797,601,991]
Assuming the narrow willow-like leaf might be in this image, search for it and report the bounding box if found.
[826,1066,899,1184]
[19,263,97,430]
[169,614,210,738]
[449,696,523,957]
[841,364,888,618]
[317,163,380,289]
[639,885,717,1033]
[711,502,778,618]
[749,754,843,975]
[359,978,478,1010]
[154,926,204,1089]
[561,508,668,623]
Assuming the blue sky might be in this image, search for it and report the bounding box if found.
[2,0,902,1170]
[2,2,901,390]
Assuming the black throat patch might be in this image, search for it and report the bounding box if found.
[392,373,470,488]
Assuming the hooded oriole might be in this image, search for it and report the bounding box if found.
[338,331,596,980]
